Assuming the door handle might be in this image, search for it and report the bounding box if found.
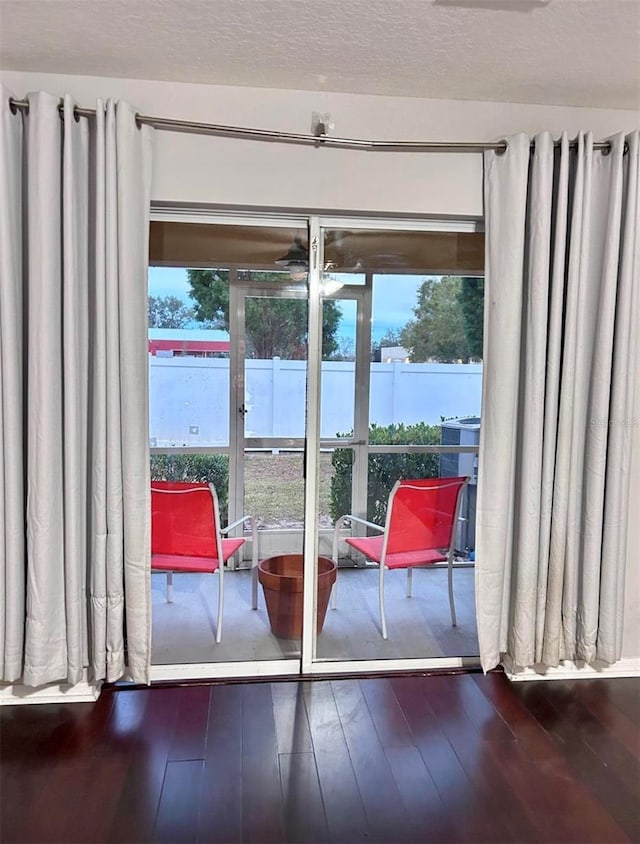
[238,404,248,418]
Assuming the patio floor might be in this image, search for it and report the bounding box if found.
[151,564,479,665]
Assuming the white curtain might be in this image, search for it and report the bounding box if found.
[0,88,153,686]
[476,131,639,673]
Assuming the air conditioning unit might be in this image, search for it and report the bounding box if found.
[440,417,480,554]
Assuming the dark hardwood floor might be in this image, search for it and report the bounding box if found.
[1,672,638,844]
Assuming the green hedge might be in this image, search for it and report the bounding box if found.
[150,454,229,523]
[330,422,441,525]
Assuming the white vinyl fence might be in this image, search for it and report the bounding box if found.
[149,357,483,447]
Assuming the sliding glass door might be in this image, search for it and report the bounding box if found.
[148,211,484,680]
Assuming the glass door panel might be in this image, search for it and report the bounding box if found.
[314,226,483,664]
[149,220,311,672]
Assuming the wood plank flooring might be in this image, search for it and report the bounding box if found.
[1,673,638,844]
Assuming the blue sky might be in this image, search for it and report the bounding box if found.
[148,267,425,341]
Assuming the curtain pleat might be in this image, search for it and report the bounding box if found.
[24,92,67,686]
[103,99,126,682]
[477,130,639,673]
[511,132,553,668]
[115,101,152,682]
[0,86,153,686]
[475,133,529,670]
[62,95,90,683]
[536,134,569,664]
[88,99,109,681]
[599,132,640,662]
[0,95,26,682]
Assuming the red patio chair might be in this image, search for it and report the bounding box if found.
[151,481,258,643]
[332,477,469,639]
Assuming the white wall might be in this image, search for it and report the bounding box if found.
[3,69,638,662]
[3,71,638,216]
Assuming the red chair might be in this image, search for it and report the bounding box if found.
[332,477,469,639]
[151,481,257,643]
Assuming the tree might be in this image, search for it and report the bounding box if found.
[321,298,342,360]
[457,277,484,360]
[148,295,195,328]
[400,276,470,362]
[187,269,342,359]
[331,336,355,362]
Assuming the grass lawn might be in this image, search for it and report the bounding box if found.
[244,451,334,528]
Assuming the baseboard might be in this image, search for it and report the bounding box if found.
[0,678,102,705]
[502,655,640,681]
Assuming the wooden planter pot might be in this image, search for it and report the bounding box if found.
[258,554,337,639]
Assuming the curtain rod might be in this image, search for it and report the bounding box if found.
[8,96,615,154]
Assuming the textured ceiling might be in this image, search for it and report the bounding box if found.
[1,0,638,109]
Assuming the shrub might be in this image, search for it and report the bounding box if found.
[150,454,229,523]
[330,422,441,525]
